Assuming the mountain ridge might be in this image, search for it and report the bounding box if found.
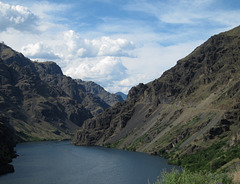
[0,43,123,175]
[73,26,240,172]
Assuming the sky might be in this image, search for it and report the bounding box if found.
[0,0,240,94]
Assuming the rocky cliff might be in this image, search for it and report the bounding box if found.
[73,26,240,171]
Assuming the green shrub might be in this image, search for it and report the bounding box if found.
[150,169,233,184]
[169,140,240,172]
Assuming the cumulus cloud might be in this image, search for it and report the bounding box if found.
[0,2,38,32]
[63,30,135,58]
[64,56,127,85]
[60,31,135,90]
[19,30,135,92]
[21,42,60,60]
[105,71,163,94]
[3,0,239,94]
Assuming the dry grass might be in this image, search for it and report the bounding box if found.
[233,170,240,184]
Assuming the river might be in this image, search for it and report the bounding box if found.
[0,141,179,184]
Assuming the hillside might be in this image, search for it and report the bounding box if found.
[0,43,119,174]
[73,26,240,172]
[75,79,124,106]
[0,43,112,141]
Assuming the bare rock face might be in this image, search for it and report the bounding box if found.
[73,101,134,145]
[73,26,240,171]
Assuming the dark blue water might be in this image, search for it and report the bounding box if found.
[0,141,179,184]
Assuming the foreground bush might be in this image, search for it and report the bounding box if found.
[151,169,233,184]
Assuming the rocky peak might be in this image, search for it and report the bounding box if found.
[0,43,32,67]
[127,83,148,102]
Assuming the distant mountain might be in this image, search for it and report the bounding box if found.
[0,43,111,174]
[75,79,124,106]
[115,92,127,100]
[73,26,240,172]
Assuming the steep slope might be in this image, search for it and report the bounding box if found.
[0,43,113,142]
[76,79,124,106]
[73,26,240,171]
[35,63,110,116]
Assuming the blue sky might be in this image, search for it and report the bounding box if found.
[1,0,240,93]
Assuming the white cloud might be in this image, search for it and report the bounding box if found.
[63,30,135,58]
[64,56,127,85]
[96,36,135,57]
[59,31,135,90]
[0,2,38,32]
[124,0,240,27]
[21,42,60,60]
[106,72,161,94]
[1,0,240,94]
[210,10,240,28]
[17,29,135,91]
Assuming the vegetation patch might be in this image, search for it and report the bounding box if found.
[104,137,125,148]
[125,133,151,151]
[169,140,240,172]
[150,169,233,184]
